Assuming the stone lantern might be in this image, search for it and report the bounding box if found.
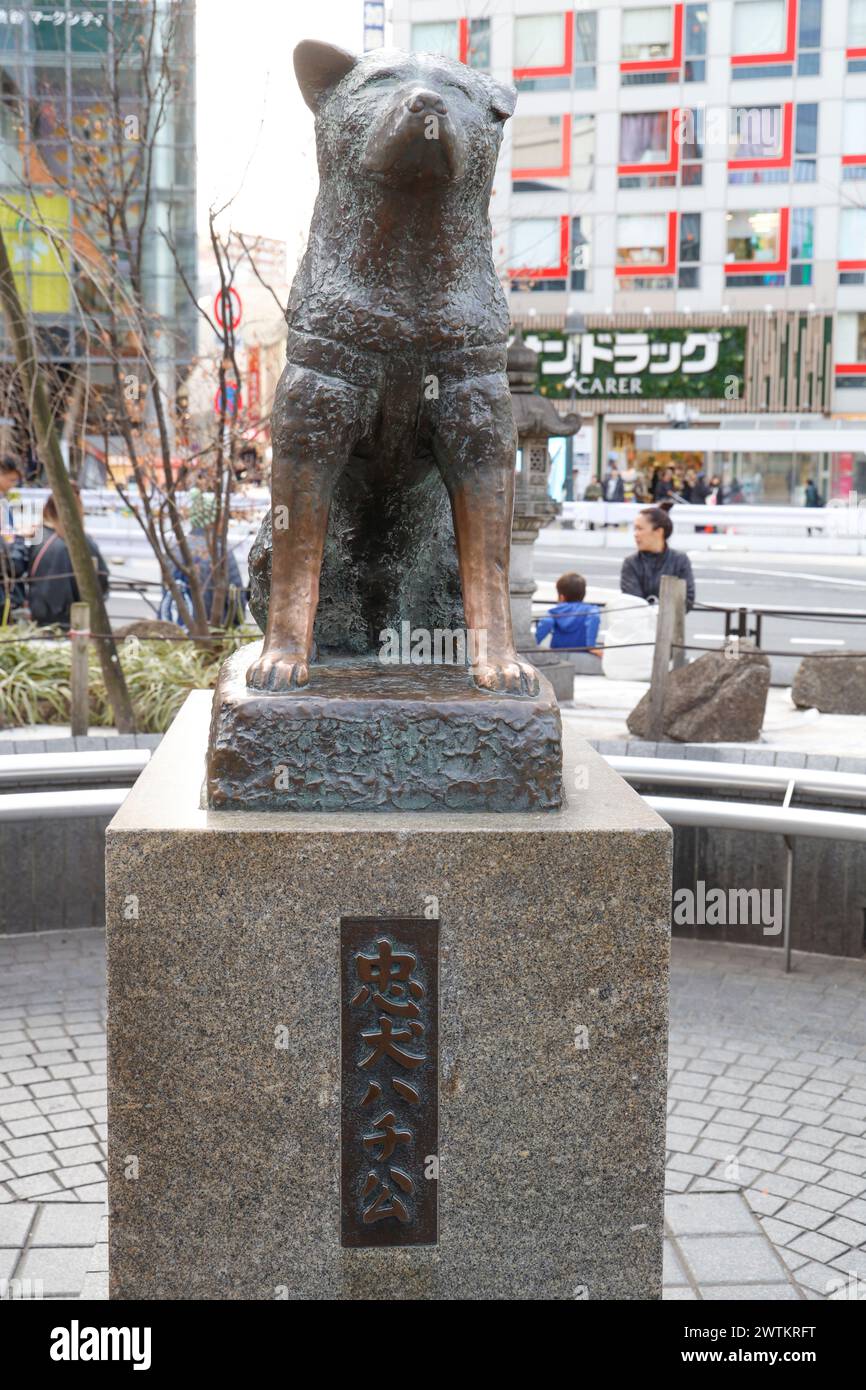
[508,327,585,702]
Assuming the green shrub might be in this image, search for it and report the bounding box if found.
[0,625,256,733]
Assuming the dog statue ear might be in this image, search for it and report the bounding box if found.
[294,40,356,111]
[485,77,517,123]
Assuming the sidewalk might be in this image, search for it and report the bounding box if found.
[561,678,866,762]
[1,931,865,1300]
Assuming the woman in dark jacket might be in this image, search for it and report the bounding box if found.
[620,506,695,611]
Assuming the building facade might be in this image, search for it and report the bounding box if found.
[392,0,866,502]
[0,0,196,476]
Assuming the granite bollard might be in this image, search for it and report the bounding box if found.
[107,691,671,1300]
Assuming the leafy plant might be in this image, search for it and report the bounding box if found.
[0,625,256,733]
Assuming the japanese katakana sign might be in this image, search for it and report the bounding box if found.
[525,327,747,401]
[341,917,439,1247]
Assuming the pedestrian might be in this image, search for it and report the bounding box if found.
[652,467,676,502]
[0,456,22,506]
[691,471,711,505]
[24,484,109,629]
[602,455,625,502]
[1,459,25,620]
[159,487,246,628]
[620,506,695,611]
[727,477,745,504]
[804,477,823,508]
[621,461,639,502]
[535,572,602,654]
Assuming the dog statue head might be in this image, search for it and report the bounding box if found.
[294,40,516,194]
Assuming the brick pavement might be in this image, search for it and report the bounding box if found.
[1,931,864,1300]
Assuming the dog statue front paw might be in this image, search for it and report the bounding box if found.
[246,648,310,692]
[471,651,540,697]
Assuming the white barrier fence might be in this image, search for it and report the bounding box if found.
[558,500,866,553]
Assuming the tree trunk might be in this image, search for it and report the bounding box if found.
[0,228,136,733]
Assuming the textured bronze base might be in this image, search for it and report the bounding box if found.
[206,642,562,812]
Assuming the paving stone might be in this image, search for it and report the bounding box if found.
[778,1159,828,1184]
[824,1151,866,1177]
[778,1246,809,1272]
[31,1204,103,1247]
[715,1108,757,1129]
[701,1284,799,1300]
[74,1182,107,1202]
[821,1171,866,1198]
[17,1246,90,1296]
[667,1116,706,1138]
[818,1215,866,1247]
[777,1201,833,1232]
[794,1261,844,1296]
[759,1216,808,1248]
[8,1153,58,1179]
[663,1286,698,1299]
[80,1270,108,1299]
[788,1231,850,1264]
[678,1235,786,1285]
[663,1239,689,1286]
[49,1127,96,1150]
[743,1189,787,1217]
[666,1133,697,1155]
[664,1171,693,1193]
[8,1174,61,1199]
[668,1153,716,1177]
[673,1102,717,1122]
[0,1203,35,1246]
[666,1193,756,1236]
[55,1164,104,1190]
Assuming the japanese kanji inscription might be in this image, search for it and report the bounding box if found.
[341,917,439,1248]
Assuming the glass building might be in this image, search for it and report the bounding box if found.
[0,1,196,468]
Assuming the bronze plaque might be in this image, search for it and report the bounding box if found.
[340,916,439,1248]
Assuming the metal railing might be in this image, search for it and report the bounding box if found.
[0,749,150,788]
[605,754,866,972]
[2,750,864,973]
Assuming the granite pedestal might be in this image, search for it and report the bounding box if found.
[106,691,671,1300]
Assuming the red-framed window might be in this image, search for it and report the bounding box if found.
[508,214,592,292]
[839,208,866,278]
[727,102,818,184]
[513,10,598,91]
[835,312,866,385]
[729,103,794,171]
[511,114,595,192]
[615,211,679,278]
[618,108,703,186]
[842,99,866,173]
[848,0,866,70]
[730,0,821,77]
[509,215,571,281]
[409,17,491,69]
[724,207,813,286]
[725,207,790,278]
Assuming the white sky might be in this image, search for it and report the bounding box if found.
[195,0,367,265]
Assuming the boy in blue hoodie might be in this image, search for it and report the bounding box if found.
[535,572,601,654]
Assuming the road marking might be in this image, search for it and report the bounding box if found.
[789,637,845,646]
[693,633,726,642]
[709,566,866,588]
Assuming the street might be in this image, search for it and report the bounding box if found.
[535,531,866,687]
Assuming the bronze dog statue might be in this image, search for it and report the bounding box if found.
[247,41,538,698]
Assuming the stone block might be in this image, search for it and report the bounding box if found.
[107,691,671,1300]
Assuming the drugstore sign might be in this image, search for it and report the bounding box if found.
[526,327,748,400]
